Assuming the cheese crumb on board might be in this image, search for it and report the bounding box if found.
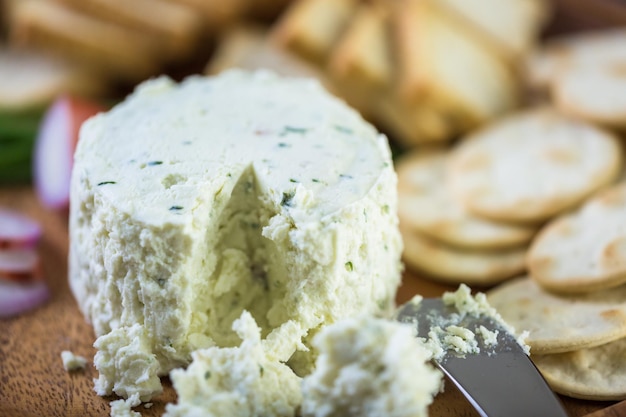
[164,311,302,417]
[109,393,141,417]
[68,69,402,400]
[301,315,442,417]
[60,350,88,371]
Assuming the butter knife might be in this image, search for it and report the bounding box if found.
[396,298,569,417]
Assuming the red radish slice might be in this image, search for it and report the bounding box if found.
[0,208,41,249]
[0,279,49,318]
[34,95,104,209]
[0,247,42,283]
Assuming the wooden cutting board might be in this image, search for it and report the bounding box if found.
[0,186,617,416]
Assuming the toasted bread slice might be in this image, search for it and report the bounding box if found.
[0,47,105,111]
[162,0,245,31]
[393,0,518,125]
[270,0,357,64]
[9,0,161,81]
[52,0,204,60]
[326,2,392,117]
[426,0,548,60]
[207,24,330,85]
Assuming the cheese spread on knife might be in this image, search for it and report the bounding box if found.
[68,70,402,401]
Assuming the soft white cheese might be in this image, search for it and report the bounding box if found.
[61,350,88,371]
[164,311,302,417]
[69,70,402,400]
[301,315,442,417]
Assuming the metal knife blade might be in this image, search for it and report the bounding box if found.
[396,298,569,417]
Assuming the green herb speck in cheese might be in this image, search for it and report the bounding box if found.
[345,261,354,272]
[280,126,309,136]
[382,204,390,214]
[339,174,353,180]
[259,365,264,377]
[169,206,183,211]
[97,181,117,186]
[289,178,298,183]
[277,142,290,148]
[204,371,211,379]
[311,178,321,183]
[334,125,353,134]
[148,161,163,166]
[281,190,295,207]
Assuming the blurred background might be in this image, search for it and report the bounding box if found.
[0,0,625,186]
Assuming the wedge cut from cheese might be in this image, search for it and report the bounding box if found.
[69,70,402,400]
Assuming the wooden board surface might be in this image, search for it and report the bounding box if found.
[0,186,617,416]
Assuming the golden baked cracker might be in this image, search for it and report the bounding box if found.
[397,150,536,250]
[448,108,623,223]
[533,338,626,401]
[528,182,626,293]
[401,226,526,286]
[552,63,626,131]
[270,0,357,64]
[524,28,626,93]
[9,0,161,81]
[392,0,518,126]
[487,276,626,354]
[53,0,204,60]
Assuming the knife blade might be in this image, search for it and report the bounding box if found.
[396,297,569,417]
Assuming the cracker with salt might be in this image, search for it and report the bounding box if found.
[448,109,622,223]
[397,150,536,249]
[533,337,626,401]
[528,182,626,293]
[552,63,626,130]
[401,227,526,286]
[487,276,626,354]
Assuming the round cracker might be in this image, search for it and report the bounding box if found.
[400,226,526,286]
[397,150,536,250]
[487,276,626,354]
[533,337,626,401]
[528,182,626,293]
[448,108,623,223]
[553,64,626,130]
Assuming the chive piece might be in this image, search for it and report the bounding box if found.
[259,365,264,377]
[281,191,295,207]
[311,178,320,183]
[345,261,354,272]
[334,125,353,134]
[204,371,211,379]
[277,142,290,148]
[289,178,298,183]
[97,181,117,186]
[281,126,309,135]
[339,174,353,180]
[169,205,183,211]
[147,161,163,166]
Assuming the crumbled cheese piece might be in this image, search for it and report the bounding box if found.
[109,393,141,417]
[164,311,302,417]
[477,325,499,347]
[61,350,88,371]
[301,315,442,417]
[443,325,479,355]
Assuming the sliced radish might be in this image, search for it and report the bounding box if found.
[0,279,49,318]
[0,247,42,283]
[0,208,41,249]
[34,95,104,209]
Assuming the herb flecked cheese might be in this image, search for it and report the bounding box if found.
[69,70,402,401]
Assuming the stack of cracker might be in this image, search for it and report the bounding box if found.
[397,108,623,287]
[3,0,294,84]
[480,29,626,401]
[252,0,548,147]
[487,181,626,400]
